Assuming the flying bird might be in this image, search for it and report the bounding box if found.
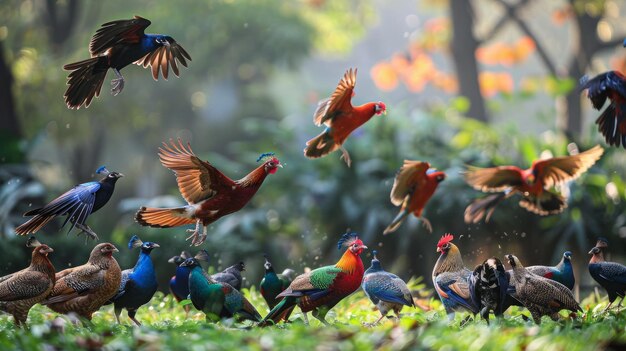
[304,68,386,167]
[63,15,191,109]
[15,166,123,240]
[135,139,281,246]
[580,71,626,148]
[464,145,603,223]
[383,160,446,234]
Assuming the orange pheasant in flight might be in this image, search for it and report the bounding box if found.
[304,68,386,167]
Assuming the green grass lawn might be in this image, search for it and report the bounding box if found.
[1,281,625,351]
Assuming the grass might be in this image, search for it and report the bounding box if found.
[0,280,625,351]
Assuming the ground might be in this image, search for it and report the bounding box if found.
[0,280,624,351]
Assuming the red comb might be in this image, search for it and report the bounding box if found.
[437,233,454,247]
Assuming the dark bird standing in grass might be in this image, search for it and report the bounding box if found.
[506,254,581,324]
[42,243,121,320]
[260,232,367,326]
[260,255,295,311]
[0,237,55,326]
[135,139,282,246]
[211,262,245,291]
[106,236,159,326]
[588,238,626,311]
[432,234,479,320]
[15,166,123,240]
[304,68,386,167]
[464,145,603,223]
[526,251,575,290]
[63,16,191,109]
[361,250,415,324]
[181,251,261,323]
[580,70,626,148]
[471,257,509,322]
[168,251,192,317]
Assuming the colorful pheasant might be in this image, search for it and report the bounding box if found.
[588,238,626,311]
[0,237,55,326]
[383,160,446,234]
[107,236,159,326]
[432,234,479,320]
[181,251,261,323]
[361,250,415,324]
[464,145,603,223]
[260,232,367,326]
[526,251,575,291]
[304,68,386,167]
[260,255,295,312]
[580,71,626,148]
[42,243,121,320]
[506,254,581,324]
[135,139,281,246]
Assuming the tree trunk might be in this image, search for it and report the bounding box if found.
[449,0,489,122]
[0,41,21,139]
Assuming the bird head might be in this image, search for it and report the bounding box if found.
[179,258,199,268]
[97,166,124,182]
[563,251,573,261]
[128,235,160,253]
[257,153,282,174]
[27,236,54,256]
[235,261,246,272]
[596,237,609,248]
[180,250,210,268]
[337,232,367,255]
[436,233,454,253]
[168,251,191,265]
[374,101,387,116]
[588,246,601,255]
[505,254,521,268]
[97,243,119,256]
[263,254,273,271]
[370,250,382,269]
[427,168,446,183]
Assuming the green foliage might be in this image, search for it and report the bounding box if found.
[1,290,625,350]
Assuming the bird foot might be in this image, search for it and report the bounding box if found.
[339,147,351,167]
[111,78,125,96]
[75,224,99,241]
[420,217,433,233]
[186,229,206,246]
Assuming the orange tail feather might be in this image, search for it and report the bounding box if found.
[135,207,196,228]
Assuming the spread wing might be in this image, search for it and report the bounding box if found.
[158,139,235,204]
[135,37,191,80]
[0,271,52,301]
[390,160,429,206]
[532,145,604,189]
[464,165,525,192]
[313,68,357,126]
[90,16,151,56]
[580,71,626,110]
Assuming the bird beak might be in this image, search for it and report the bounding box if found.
[117,173,125,178]
[167,257,176,263]
[278,164,283,168]
[112,247,119,253]
[152,243,160,248]
[47,248,54,253]
[360,244,368,250]
[588,248,595,255]
[436,247,441,253]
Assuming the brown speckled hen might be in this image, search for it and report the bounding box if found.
[42,243,121,320]
[506,254,581,324]
[0,237,55,326]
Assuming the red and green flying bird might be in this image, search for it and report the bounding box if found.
[464,145,603,223]
[135,139,281,246]
[383,160,446,235]
[304,68,386,167]
[259,232,367,326]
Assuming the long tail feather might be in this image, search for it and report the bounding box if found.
[135,207,196,228]
[304,131,339,159]
[63,57,109,109]
[15,215,56,235]
[464,193,508,224]
[383,210,409,235]
[259,296,297,327]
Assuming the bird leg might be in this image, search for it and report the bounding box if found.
[603,301,614,312]
[301,312,309,325]
[111,68,125,96]
[339,146,352,167]
[114,306,122,325]
[420,217,433,233]
[128,310,142,327]
[312,309,330,326]
[186,221,208,246]
[74,223,99,241]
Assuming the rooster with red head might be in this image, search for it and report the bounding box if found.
[260,232,367,326]
[136,139,281,246]
[304,68,386,167]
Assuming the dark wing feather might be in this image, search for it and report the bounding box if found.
[135,39,191,80]
[90,16,151,56]
[532,145,603,189]
[581,71,626,110]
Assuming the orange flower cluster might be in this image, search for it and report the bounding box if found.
[476,36,536,66]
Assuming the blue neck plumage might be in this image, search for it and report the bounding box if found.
[134,251,156,282]
[365,260,382,274]
[556,257,572,272]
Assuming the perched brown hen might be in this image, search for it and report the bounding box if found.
[506,254,581,324]
[42,243,121,320]
[0,237,55,326]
